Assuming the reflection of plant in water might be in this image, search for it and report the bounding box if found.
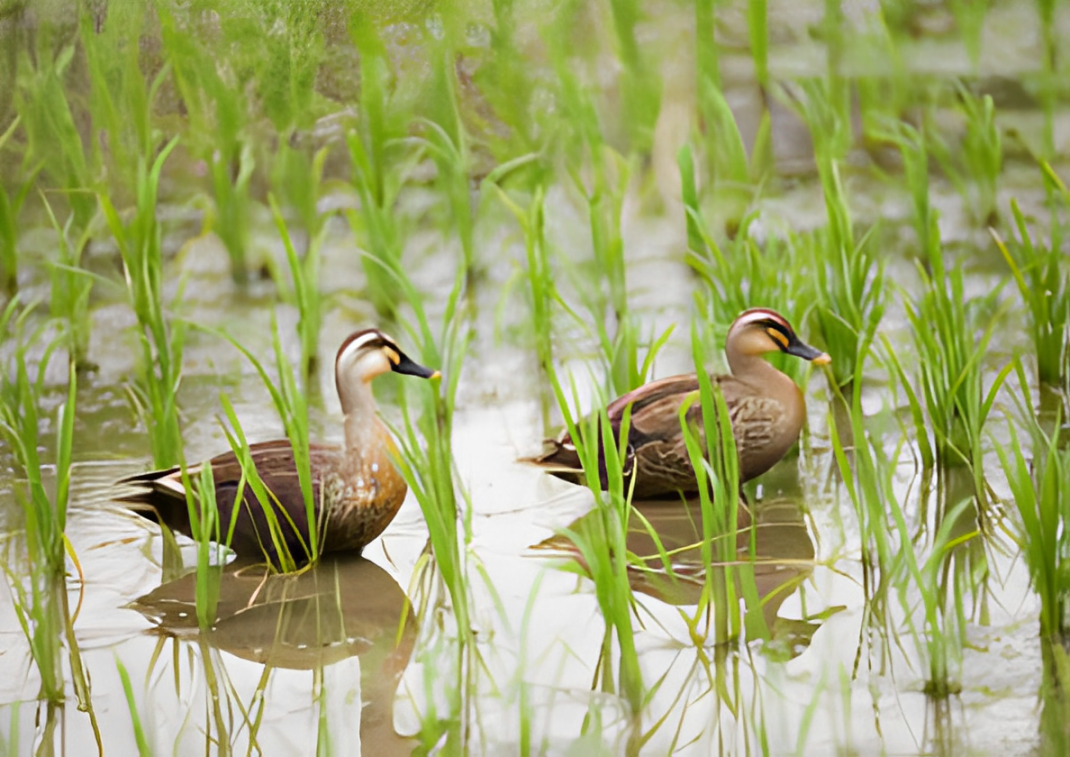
[0,305,99,740]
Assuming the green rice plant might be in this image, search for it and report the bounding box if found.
[685,86,758,230]
[808,160,886,390]
[389,270,477,751]
[99,137,187,468]
[208,143,256,285]
[677,317,754,647]
[411,116,477,280]
[992,178,1070,391]
[892,255,1010,473]
[344,20,413,319]
[14,37,96,232]
[548,369,644,715]
[1040,638,1070,755]
[949,1,988,71]
[996,366,1070,640]
[829,345,969,698]
[747,0,768,89]
[80,5,166,197]
[1036,0,1056,158]
[0,116,36,294]
[928,84,1002,226]
[491,182,556,424]
[680,174,812,385]
[270,144,330,249]
[606,0,660,153]
[0,306,101,736]
[872,118,935,259]
[202,314,319,572]
[116,656,152,757]
[40,195,94,369]
[267,194,322,381]
[158,6,255,284]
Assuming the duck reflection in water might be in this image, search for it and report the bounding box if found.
[535,468,829,659]
[131,555,416,756]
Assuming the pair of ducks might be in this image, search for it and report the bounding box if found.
[120,309,830,565]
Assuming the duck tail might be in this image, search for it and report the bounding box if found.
[519,439,586,486]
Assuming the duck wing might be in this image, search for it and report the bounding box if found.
[116,442,341,562]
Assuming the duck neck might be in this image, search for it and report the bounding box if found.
[338,377,380,455]
[727,351,794,393]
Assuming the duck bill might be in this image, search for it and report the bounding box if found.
[786,339,832,365]
[393,353,440,379]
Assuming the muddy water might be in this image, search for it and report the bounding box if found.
[0,203,1051,756]
[2,4,1068,757]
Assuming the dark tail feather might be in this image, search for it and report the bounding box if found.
[519,439,587,487]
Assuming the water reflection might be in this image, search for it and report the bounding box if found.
[131,556,416,756]
[535,483,821,659]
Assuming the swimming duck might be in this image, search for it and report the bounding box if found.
[529,309,830,499]
[117,329,438,564]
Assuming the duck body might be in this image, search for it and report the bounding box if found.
[118,329,437,565]
[531,309,829,499]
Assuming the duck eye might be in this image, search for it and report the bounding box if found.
[765,327,789,349]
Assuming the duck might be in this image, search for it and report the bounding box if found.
[529,308,830,499]
[117,328,439,565]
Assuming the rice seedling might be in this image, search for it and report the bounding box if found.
[270,143,330,249]
[747,0,769,90]
[828,345,969,699]
[992,179,1069,392]
[115,656,152,757]
[158,6,255,284]
[0,305,101,739]
[548,368,644,715]
[14,36,95,232]
[388,265,479,751]
[996,365,1070,641]
[100,137,187,468]
[878,119,1011,474]
[606,0,660,153]
[808,160,886,390]
[40,195,94,369]
[411,116,477,281]
[267,194,322,381]
[679,163,813,386]
[491,181,556,424]
[80,4,166,197]
[928,83,1002,226]
[0,116,35,294]
[677,317,751,647]
[204,316,319,572]
[344,20,413,319]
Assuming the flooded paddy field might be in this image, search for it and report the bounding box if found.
[1,0,1070,755]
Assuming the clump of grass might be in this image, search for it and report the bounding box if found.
[996,365,1070,641]
[548,368,644,716]
[14,36,96,233]
[100,138,187,468]
[929,83,1002,226]
[677,317,755,647]
[808,160,886,390]
[344,21,412,320]
[492,181,557,425]
[266,194,322,382]
[205,315,319,572]
[606,0,661,153]
[829,343,970,699]
[158,5,255,284]
[0,116,36,294]
[992,178,1070,393]
[390,269,477,751]
[0,303,100,736]
[40,195,94,369]
[879,120,1011,472]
